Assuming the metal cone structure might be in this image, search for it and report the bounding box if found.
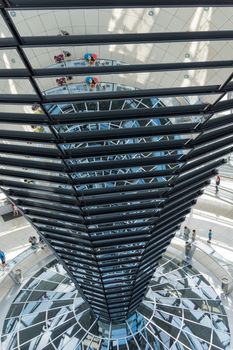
[0,0,233,322]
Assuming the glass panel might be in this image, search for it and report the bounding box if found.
[0,103,42,114]
[159,94,220,106]
[46,100,210,126]
[0,13,13,37]
[0,4,232,349]
[2,257,231,349]
[211,108,233,120]
[0,79,36,95]
[0,49,25,69]
[9,8,233,36]
[36,69,231,94]
[23,40,233,69]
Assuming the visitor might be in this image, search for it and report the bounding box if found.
[0,249,6,269]
[191,229,196,242]
[12,203,19,217]
[84,53,97,65]
[215,175,220,194]
[183,226,190,240]
[29,236,38,249]
[208,229,212,243]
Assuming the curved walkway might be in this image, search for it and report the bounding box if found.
[1,164,233,347]
[0,215,38,262]
[178,169,233,345]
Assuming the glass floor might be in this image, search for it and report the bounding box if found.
[0,256,230,350]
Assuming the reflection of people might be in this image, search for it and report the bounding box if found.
[56,77,73,87]
[185,241,192,260]
[34,126,44,132]
[63,50,71,58]
[29,236,38,249]
[183,226,190,240]
[54,54,64,63]
[61,30,69,36]
[39,236,46,249]
[84,53,97,65]
[24,179,34,184]
[31,124,44,132]
[56,77,66,86]
[31,107,43,115]
[57,30,70,37]
[85,76,99,88]
[31,104,39,111]
[184,241,196,265]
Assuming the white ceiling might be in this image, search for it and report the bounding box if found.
[0,7,233,96]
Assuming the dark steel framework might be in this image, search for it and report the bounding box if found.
[0,0,233,322]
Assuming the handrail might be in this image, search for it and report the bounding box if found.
[204,184,233,203]
[0,246,39,283]
[208,183,233,194]
[173,236,233,292]
[194,241,233,281]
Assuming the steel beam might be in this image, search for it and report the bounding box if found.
[20,31,233,47]
[6,0,233,8]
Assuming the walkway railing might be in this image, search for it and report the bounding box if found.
[194,241,233,288]
[0,245,46,284]
[1,233,233,295]
[172,236,233,294]
[205,183,233,203]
